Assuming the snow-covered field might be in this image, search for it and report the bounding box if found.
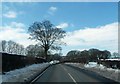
[1,63,50,83]
[66,62,120,82]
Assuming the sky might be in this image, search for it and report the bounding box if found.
[0,2,118,55]
[1,0,120,2]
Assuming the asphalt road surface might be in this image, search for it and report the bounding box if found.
[32,64,118,83]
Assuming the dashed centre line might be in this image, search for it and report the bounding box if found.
[68,73,77,84]
[60,65,77,84]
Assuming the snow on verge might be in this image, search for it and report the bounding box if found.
[2,63,50,82]
[84,62,120,82]
[84,62,98,68]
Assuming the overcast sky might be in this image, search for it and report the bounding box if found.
[1,2,118,55]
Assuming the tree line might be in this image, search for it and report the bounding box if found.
[0,40,62,61]
[1,40,26,55]
[65,49,119,63]
[0,40,44,57]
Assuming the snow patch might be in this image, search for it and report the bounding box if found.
[84,62,97,68]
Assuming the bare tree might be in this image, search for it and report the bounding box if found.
[3,40,25,55]
[112,52,120,58]
[28,20,66,60]
[26,45,36,57]
[26,44,45,57]
[1,40,6,52]
[7,40,14,54]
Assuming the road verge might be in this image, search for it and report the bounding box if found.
[24,64,52,84]
[65,63,120,83]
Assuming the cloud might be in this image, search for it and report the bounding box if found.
[56,23,69,29]
[0,22,37,47]
[48,6,57,15]
[49,6,57,11]
[63,22,118,53]
[3,9,25,18]
[3,11,17,18]
[0,22,118,54]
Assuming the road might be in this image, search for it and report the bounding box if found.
[32,64,117,83]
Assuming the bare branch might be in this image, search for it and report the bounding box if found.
[28,20,66,60]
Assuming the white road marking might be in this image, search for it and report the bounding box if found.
[68,73,77,84]
[60,65,77,84]
[30,67,48,84]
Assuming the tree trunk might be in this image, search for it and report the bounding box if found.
[44,44,49,61]
[44,49,48,61]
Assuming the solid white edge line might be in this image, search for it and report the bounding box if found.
[30,67,48,84]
